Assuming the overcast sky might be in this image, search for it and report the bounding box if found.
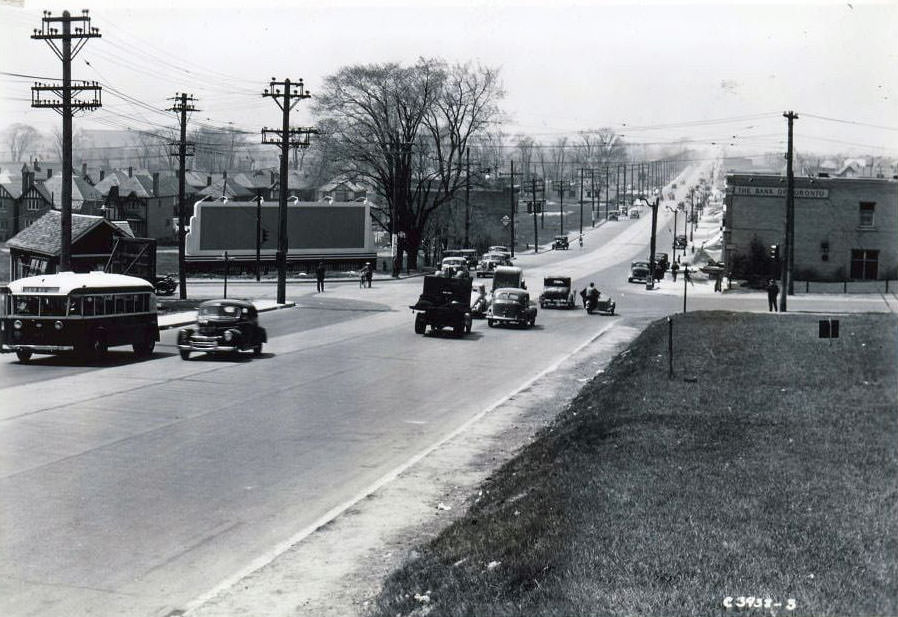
[1,0,896,160]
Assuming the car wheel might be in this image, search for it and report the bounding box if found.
[179,349,191,360]
[414,313,427,335]
[465,315,472,334]
[487,319,495,327]
[253,343,263,356]
[529,317,536,327]
[15,349,32,363]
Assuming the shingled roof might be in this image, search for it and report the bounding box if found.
[6,210,133,256]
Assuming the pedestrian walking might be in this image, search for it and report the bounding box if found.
[714,271,723,293]
[766,279,779,311]
[315,261,326,292]
[364,262,373,288]
[671,261,679,282]
[579,286,588,309]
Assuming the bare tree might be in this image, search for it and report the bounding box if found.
[315,58,503,269]
[514,134,535,180]
[3,123,41,163]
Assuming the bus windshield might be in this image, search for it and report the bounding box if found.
[12,295,68,316]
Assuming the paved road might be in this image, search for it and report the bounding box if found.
[1,165,892,617]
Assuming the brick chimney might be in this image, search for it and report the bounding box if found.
[152,172,159,196]
[99,169,105,181]
[81,162,87,178]
[47,168,53,179]
[128,166,133,177]
[22,168,33,196]
[207,175,212,186]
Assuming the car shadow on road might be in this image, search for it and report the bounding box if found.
[10,351,161,368]
[421,331,485,341]
[178,351,276,363]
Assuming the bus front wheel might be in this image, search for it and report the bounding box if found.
[179,349,191,360]
[15,349,32,362]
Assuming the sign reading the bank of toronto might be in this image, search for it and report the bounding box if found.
[733,186,829,199]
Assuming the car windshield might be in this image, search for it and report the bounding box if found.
[496,291,522,302]
[633,262,650,269]
[544,279,569,287]
[199,304,243,319]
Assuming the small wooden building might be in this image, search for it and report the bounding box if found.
[6,210,155,281]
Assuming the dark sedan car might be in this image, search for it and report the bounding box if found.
[488,288,537,328]
[628,261,651,283]
[539,276,576,309]
[177,299,267,360]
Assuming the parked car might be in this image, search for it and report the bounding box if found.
[410,275,473,336]
[440,256,470,278]
[539,276,577,309]
[487,288,537,328]
[628,208,641,219]
[551,235,569,250]
[628,261,652,283]
[488,245,509,255]
[177,299,267,360]
[674,234,688,249]
[655,252,670,272]
[607,211,619,221]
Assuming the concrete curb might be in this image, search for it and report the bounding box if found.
[157,301,296,331]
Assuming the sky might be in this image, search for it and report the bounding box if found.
[1,0,896,162]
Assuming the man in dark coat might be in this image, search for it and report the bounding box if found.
[766,279,779,312]
[315,261,326,292]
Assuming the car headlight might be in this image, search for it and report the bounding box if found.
[223,330,234,342]
[13,320,22,330]
[54,320,63,330]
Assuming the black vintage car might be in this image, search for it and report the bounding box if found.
[628,261,652,283]
[539,276,576,309]
[552,235,569,250]
[177,299,267,360]
[410,275,473,336]
[488,288,537,328]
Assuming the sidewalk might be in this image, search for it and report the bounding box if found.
[157,300,296,330]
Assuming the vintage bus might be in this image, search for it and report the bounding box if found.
[0,271,159,362]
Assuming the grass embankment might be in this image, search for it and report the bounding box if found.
[371,312,898,617]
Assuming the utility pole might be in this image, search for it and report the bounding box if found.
[499,161,521,257]
[262,78,316,304]
[647,197,659,290]
[555,178,568,235]
[781,110,799,311]
[168,93,197,299]
[604,165,610,220]
[531,177,543,253]
[578,168,584,236]
[31,9,101,272]
[255,194,263,282]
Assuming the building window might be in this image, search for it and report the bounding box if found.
[850,249,878,280]
[26,198,44,211]
[859,202,875,227]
